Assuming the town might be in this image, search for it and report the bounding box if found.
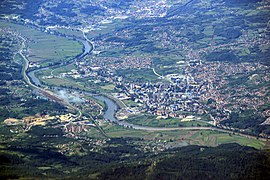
[45,47,269,135]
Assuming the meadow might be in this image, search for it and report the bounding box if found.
[97,123,266,149]
[0,21,83,67]
[126,114,211,128]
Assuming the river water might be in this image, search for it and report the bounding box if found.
[27,37,122,124]
[27,38,92,86]
[93,95,118,121]
[26,36,206,132]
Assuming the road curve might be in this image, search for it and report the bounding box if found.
[115,120,268,141]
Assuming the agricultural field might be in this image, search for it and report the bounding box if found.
[99,123,265,149]
[126,114,211,128]
[116,68,160,82]
[0,21,83,67]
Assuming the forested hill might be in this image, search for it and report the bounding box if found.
[1,143,269,179]
[100,143,270,180]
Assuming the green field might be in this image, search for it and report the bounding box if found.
[42,77,91,91]
[0,21,83,66]
[85,19,130,39]
[98,123,266,149]
[122,100,139,107]
[116,68,159,82]
[37,63,77,77]
[126,114,210,128]
[100,84,115,91]
[188,130,265,149]
[54,27,84,39]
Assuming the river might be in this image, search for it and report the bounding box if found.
[26,34,122,122]
[93,95,118,121]
[24,38,243,130]
[26,35,123,124]
[27,38,92,86]
[25,32,268,141]
[26,36,191,130]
